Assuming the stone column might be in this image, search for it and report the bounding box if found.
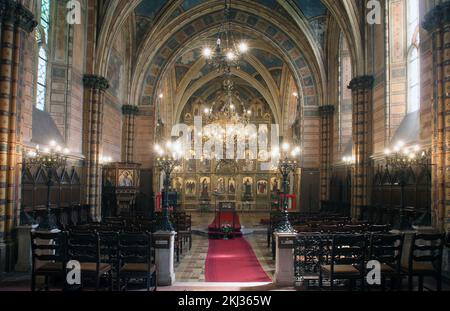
[0,0,36,272]
[153,231,176,286]
[318,105,335,203]
[83,75,109,220]
[423,3,450,233]
[274,232,296,286]
[348,76,374,220]
[122,105,139,163]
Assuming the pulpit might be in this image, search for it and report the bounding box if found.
[102,163,141,217]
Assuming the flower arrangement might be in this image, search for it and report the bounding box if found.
[222,224,233,235]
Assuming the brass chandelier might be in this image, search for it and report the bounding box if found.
[200,75,252,160]
[202,0,249,74]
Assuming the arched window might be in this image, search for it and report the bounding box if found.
[407,0,420,113]
[36,0,51,111]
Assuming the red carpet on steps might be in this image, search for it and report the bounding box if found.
[205,237,272,283]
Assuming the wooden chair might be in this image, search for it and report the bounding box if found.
[295,233,327,288]
[31,231,67,291]
[320,234,367,290]
[66,231,113,290]
[320,224,341,234]
[368,224,391,233]
[368,233,404,290]
[98,231,120,270]
[117,232,157,291]
[401,233,444,291]
[342,224,365,233]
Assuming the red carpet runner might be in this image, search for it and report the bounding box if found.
[205,237,272,282]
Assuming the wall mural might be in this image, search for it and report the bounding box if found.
[107,50,123,99]
[185,179,196,196]
[309,16,328,51]
[172,177,183,193]
[270,177,280,193]
[217,177,226,194]
[200,177,210,198]
[118,169,134,187]
[228,178,236,194]
[135,0,166,43]
[257,180,268,195]
[140,9,318,107]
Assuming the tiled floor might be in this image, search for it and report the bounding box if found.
[175,232,275,282]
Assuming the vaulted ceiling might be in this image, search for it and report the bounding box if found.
[95,0,364,130]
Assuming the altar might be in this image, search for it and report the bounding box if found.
[208,202,242,238]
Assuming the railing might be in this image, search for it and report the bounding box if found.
[294,233,332,287]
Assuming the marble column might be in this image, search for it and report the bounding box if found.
[318,105,335,203]
[423,2,450,233]
[82,75,109,220]
[348,76,374,220]
[122,105,139,163]
[0,0,37,271]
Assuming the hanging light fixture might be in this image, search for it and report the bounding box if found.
[201,75,251,153]
[202,0,249,73]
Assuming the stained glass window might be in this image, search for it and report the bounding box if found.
[36,0,51,111]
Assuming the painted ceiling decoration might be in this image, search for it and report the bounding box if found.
[189,76,265,104]
[292,0,327,19]
[134,0,167,44]
[291,0,329,51]
[140,8,318,110]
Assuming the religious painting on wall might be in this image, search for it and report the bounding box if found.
[217,177,226,194]
[172,177,183,193]
[200,177,210,197]
[270,177,280,194]
[104,169,116,187]
[200,158,211,172]
[257,180,268,195]
[228,178,236,194]
[107,51,123,99]
[187,159,196,172]
[243,159,254,172]
[185,179,196,196]
[242,177,253,196]
[118,170,133,187]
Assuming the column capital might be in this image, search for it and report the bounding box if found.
[122,105,139,116]
[318,105,335,116]
[348,75,374,91]
[422,2,450,33]
[83,74,109,91]
[0,0,38,33]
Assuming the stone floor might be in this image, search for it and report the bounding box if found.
[174,232,274,283]
[190,211,270,230]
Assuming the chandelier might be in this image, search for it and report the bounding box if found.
[384,141,431,170]
[199,75,252,160]
[202,0,249,73]
[25,140,69,169]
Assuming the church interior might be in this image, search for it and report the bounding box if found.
[0,0,449,293]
